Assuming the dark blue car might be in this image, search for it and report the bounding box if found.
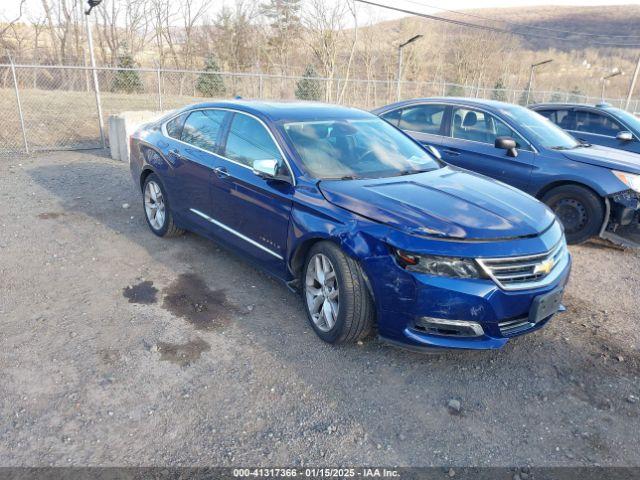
[373,98,640,246]
[130,100,570,351]
[530,103,640,155]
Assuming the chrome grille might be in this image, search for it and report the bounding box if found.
[477,240,568,291]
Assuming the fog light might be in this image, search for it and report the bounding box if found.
[414,317,484,337]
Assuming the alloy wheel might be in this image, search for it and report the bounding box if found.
[305,253,340,332]
[144,180,166,231]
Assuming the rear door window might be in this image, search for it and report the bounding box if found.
[575,110,623,137]
[397,104,446,135]
[181,109,227,152]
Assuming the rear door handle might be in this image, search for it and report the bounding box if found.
[443,149,461,156]
[214,166,230,178]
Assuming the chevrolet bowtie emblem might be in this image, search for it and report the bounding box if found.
[533,258,555,275]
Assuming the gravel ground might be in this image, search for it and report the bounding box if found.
[1,150,639,467]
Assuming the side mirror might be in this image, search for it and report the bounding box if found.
[495,136,518,158]
[252,159,292,183]
[253,159,278,177]
[617,131,634,142]
[424,144,442,160]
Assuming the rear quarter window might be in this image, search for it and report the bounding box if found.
[536,109,573,130]
[398,104,446,135]
[165,113,188,139]
[180,110,227,151]
[380,109,401,126]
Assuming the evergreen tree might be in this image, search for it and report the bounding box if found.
[196,56,226,97]
[112,52,143,93]
[518,89,532,106]
[568,86,583,103]
[295,65,322,101]
[261,0,302,74]
[550,91,563,103]
[446,84,464,97]
[491,79,508,102]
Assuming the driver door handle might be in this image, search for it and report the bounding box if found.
[443,149,461,156]
[214,166,230,178]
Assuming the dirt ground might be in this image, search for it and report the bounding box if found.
[1,150,639,467]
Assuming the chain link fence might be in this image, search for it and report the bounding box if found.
[1,63,639,155]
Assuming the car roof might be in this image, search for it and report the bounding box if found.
[372,97,517,114]
[530,102,618,111]
[173,100,373,123]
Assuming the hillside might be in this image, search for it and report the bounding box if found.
[457,4,640,51]
[369,4,640,51]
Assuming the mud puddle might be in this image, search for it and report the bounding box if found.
[156,337,211,366]
[161,273,240,331]
[123,280,158,304]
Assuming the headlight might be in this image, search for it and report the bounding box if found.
[612,170,640,193]
[395,249,482,278]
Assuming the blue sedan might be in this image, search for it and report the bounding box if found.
[130,101,570,351]
[530,102,640,155]
[373,98,640,246]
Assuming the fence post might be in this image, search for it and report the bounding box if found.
[156,68,163,110]
[259,74,264,99]
[85,13,106,148]
[10,59,29,154]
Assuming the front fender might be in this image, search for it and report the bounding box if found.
[532,155,629,198]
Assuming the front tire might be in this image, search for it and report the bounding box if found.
[302,242,374,344]
[541,184,604,245]
[142,173,184,238]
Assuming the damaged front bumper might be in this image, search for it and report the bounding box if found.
[601,190,640,248]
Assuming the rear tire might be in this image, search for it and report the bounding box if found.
[541,184,604,245]
[142,173,184,238]
[302,242,375,344]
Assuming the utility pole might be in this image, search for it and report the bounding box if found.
[625,53,640,111]
[525,59,553,106]
[396,34,423,102]
[85,0,105,148]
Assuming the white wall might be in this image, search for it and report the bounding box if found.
[108,110,173,162]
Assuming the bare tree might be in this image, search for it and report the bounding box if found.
[40,0,77,64]
[0,0,26,39]
[303,0,354,102]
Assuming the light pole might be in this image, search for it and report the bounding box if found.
[85,0,105,148]
[601,68,623,102]
[525,59,553,106]
[396,34,422,101]
[625,53,640,111]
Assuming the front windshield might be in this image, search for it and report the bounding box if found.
[607,108,640,133]
[500,105,581,150]
[282,118,441,180]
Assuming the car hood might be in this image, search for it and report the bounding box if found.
[560,145,640,174]
[319,167,556,240]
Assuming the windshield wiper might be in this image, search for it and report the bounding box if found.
[398,168,432,176]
